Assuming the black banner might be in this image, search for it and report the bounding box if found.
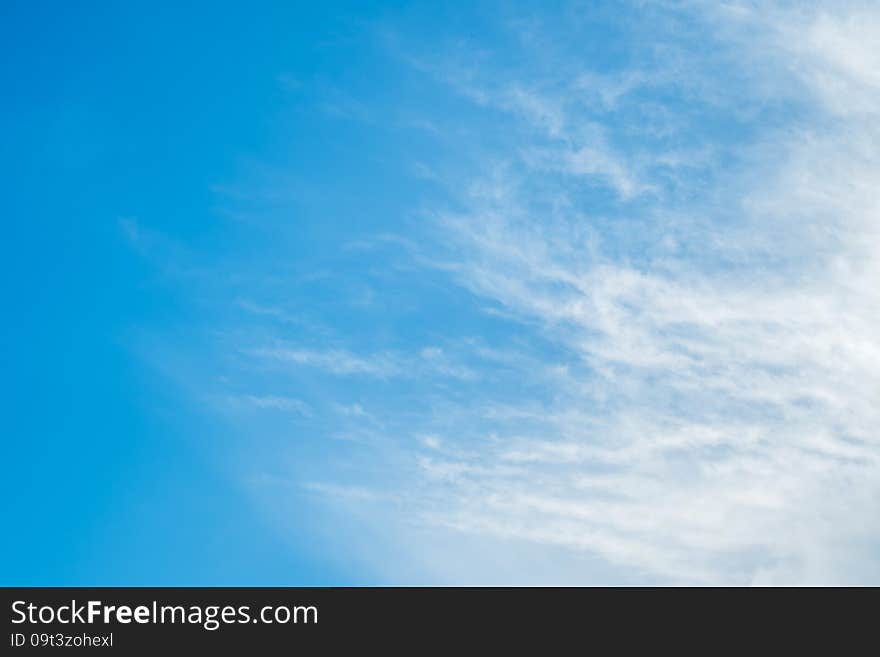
[1,587,874,652]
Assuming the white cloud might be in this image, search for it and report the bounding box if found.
[299,0,880,584]
[710,0,880,117]
[177,1,880,585]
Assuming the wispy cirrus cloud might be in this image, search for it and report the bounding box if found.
[152,1,880,585]
[281,0,880,584]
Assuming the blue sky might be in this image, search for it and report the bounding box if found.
[3,1,880,585]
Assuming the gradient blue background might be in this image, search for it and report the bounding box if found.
[0,0,417,585]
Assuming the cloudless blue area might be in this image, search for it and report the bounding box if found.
[0,0,434,585]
